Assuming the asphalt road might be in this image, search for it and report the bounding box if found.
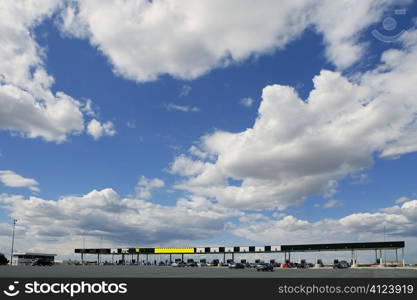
[1,266,417,278]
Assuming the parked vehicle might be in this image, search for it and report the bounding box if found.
[256,263,274,271]
[333,260,350,269]
[175,261,187,267]
[297,259,308,269]
[211,259,219,267]
[32,258,53,266]
[229,263,245,269]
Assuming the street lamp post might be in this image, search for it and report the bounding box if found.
[10,219,17,265]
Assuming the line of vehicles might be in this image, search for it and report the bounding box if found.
[97,258,351,270]
[31,257,352,269]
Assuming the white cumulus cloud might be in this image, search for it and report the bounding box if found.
[0,189,239,255]
[170,29,417,210]
[0,1,112,142]
[86,119,116,140]
[0,170,39,192]
[136,176,165,199]
[56,0,407,82]
[234,200,417,245]
[239,97,254,107]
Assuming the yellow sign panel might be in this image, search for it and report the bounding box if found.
[155,248,194,254]
[135,248,140,253]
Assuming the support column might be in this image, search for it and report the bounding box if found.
[112,254,114,264]
[402,248,405,267]
[289,252,291,262]
[223,253,226,263]
[81,253,84,265]
[146,254,148,264]
[97,253,100,265]
[395,249,398,262]
[352,250,358,267]
[137,254,139,265]
[181,254,184,262]
[232,252,234,262]
[122,254,125,265]
[379,249,383,266]
[169,254,172,263]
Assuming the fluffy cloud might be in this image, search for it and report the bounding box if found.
[86,119,116,140]
[0,84,85,142]
[2,1,410,140]
[170,29,417,210]
[323,199,342,208]
[0,189,239,254]
[0,170,39,192]
[395,197,411,204]
[239,97,254,107]
[234,200,417,245]
[56,0,406,82]
[0,1,112,142]
[135,176,165,199]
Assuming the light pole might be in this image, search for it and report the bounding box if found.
[383,224,387,265]
[10,219,17,265]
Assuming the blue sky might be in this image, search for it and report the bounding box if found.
[1,0,417,262]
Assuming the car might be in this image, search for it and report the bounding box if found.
[333,260,350,269]
[197,262,208,267]
[32,258,53,266]
[172,261,187,267]
[210,259,219,267]
[186,261,197,267]
[281,263,291,268]
[229,263,245,269]
[297,259,309,269]
[177,261,187,267]
[158,261,166,266]
[256,263,274,271]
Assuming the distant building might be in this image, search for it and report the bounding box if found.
[11,252,56,266]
